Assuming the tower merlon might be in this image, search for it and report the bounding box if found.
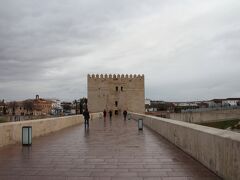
[87,74,144,80]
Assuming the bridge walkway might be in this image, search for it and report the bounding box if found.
[0,116,221,180]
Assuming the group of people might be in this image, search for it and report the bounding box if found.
[103,109,128,120]
[83,108,128,129]
[103,109,112,120]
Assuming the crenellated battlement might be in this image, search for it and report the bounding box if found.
[88,74,144,80]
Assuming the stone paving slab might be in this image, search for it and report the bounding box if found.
[0,116,222,180]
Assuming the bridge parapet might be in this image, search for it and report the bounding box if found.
[0,113,101,147]
[131,113,240,180]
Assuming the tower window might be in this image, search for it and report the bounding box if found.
[121,86,123,91]
[115,101,118,107]
[116,86,118,91]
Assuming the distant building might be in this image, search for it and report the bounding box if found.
[61,101,73,115]
[145,99,151,112]
[222,98,240,106]
[147,100,175,112]
[150,100,166,111]
[49,99,62,115]
[32,95,52,115]
[197,102,209,108]
[145,99,151,106]
[7,95,53,116]
[205,99,222,108]
[0,100,7,115]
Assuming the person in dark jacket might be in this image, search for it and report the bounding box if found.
[103,109,107,119]
[109,110,112,120]
[123,110,127,120]
[83,108,90,128]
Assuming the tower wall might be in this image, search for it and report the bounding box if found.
[87,74,145,114]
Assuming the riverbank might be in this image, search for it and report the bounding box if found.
[199,119,240,133]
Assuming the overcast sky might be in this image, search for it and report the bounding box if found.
[1,0,240,102]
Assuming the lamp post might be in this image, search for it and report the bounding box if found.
[128,114,131,120]
[138,118,143,130]
[22,126,32,146]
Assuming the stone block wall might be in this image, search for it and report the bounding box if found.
[170,109,240,123]
[132,113,240,180]
[0,113,100,147]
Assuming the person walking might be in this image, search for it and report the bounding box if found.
[123,110,127,120]
[83,108,90,128]
[109,110,112,120]
[103,109,107,120]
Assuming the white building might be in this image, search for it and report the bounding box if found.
[222,98,240,106]
[145,99,151,106]
[50,99,62,115]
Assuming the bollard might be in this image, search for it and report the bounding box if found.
[128,114,131,120]
[138,119,143,130]
[22,126,32,146]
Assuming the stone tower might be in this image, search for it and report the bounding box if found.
[87,74,145,114]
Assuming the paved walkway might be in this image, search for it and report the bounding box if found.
[0,116,221,180]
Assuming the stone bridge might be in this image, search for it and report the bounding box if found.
[0,113,239,180]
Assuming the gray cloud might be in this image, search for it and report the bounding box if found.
[0,0,240,101]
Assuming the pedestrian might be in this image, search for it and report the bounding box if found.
[123,110,127,120]
[83,108,90,128]
[103,109,107,119]
[109,110,112,120]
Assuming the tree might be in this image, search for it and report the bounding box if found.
[74,100,78,115]
[79,98,85,114]
[23,100,34,115]
[79,98,88,113]
[3,106,7,115]
[80,102,83,114]
[8,101,18,115]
